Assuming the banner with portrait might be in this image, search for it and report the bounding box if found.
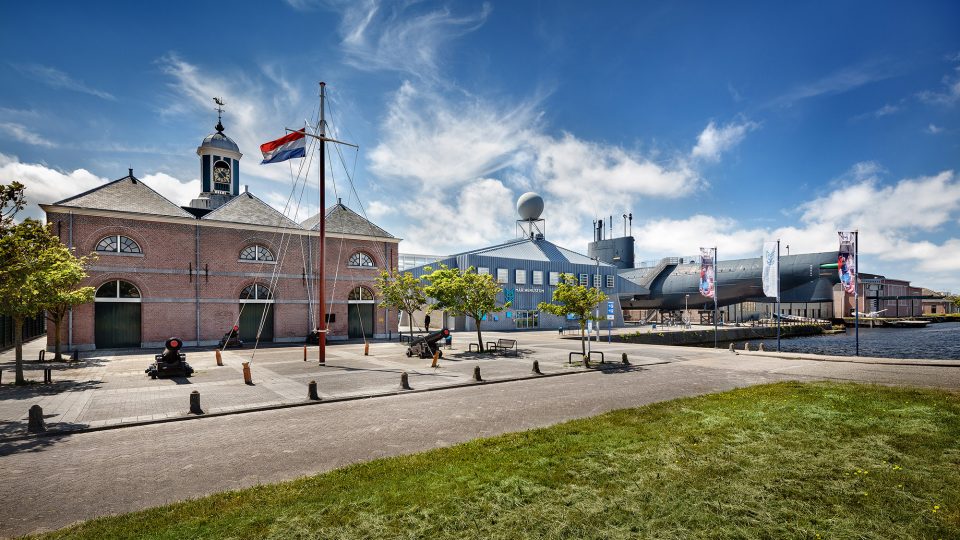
[838,231,857,295]
[699,247,715,299]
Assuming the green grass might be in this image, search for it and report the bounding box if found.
[36,382,960,539]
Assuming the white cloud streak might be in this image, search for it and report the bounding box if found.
[13,63,116,101]
[0,122,56,147]
[690,120,758,162]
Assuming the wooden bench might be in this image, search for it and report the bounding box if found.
[485,338,519,356]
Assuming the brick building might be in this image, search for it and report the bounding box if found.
[40,119,398,351]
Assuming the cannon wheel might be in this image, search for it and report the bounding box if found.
[406,349,412,357]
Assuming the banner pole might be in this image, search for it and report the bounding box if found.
[713,247,718,348]
[855,230,859,356]
[776,240,781,352]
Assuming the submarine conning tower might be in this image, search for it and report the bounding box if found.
[587,213,635,270]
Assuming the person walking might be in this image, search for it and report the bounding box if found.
[424,314,431,332]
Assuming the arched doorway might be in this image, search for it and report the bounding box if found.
[239,283,274,342]
[95,279,142,349]
[347,286,375,339]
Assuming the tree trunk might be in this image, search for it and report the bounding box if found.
[52,310,63,361]
[475,320,484,352]
[579,320,586,357]
[14,316,25,385]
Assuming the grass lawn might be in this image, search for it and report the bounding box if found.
[36,382,960,539]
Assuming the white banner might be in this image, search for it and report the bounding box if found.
[762,241,779,299]
[699,247,715,299]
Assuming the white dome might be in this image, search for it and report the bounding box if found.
[517,192,544,221]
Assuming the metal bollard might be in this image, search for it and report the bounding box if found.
[308,380,320,400]
[303,345,307,362]
[242,362,253,385]
[431,350,440,368]
[532,360,543,375]
[43,368,52,384]
[399,371,412,390]
[28,404,46,433]
[38,350,45,362]
[189,390,203,414]
[729,343,735,351]
[473,365,482,382]
[71,350,79,362]
[364,342,370,356]
[215,349,223,366]
[743,342,751,351]
[758,343,765,351]
[621,352,630,365]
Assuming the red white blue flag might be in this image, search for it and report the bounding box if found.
[260,129,306,164]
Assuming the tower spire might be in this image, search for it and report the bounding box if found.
[213,97,226,133]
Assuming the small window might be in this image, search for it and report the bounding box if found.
[579,274,588,287]
[497,269,508,284]
[532,271,543,285]
[549,272,559,286]
[96,279,140,298]
[96,235,141,254]
[349,286,374,301]
[239,245,275,262]
[593,274,602,288]
[606,275,615,288]
[349,252,375,268]
[515,269,526,284]
[240,284,272,300]
[478,267,490,275]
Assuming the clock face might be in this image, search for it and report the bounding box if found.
[213,163,230,183]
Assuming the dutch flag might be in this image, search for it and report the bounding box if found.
[260,129,306,164]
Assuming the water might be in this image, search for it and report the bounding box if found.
[743,322,960,360]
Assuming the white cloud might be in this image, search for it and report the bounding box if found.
[926,123,944,134]
[13,63,116,101]
[769,61,898,107]
[873,103,899,117]
[917,65,960,106]
[690,120,758,162]
[0,122,56,147]
[139,173,201,207]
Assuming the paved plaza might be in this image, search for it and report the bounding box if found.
[1,331,958,537]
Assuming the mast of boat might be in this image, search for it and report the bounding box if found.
[290,82,357,363]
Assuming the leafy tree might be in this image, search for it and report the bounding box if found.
[40,245,96,361]
[0,218,61,383]
[0,180,25,232]
[423,264,509,352]
[538,273,607,358]
[375,268,427,337]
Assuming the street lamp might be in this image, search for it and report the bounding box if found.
[685,294,689,326]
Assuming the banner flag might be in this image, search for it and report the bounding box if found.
[699,247,715,299]
[838,231,857,295]
[762,241,779,299]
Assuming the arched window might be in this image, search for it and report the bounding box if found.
[95,279,141,300]
[240,283,273,300]
[348,286,375,302]
[239,245,275,262]
[348,252,375,268]
[96,235,142,254]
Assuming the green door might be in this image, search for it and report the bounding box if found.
[239,303,273,342]
[348,304,374,338]
[95,302,141,349]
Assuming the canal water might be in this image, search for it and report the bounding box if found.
[739,322,960,360]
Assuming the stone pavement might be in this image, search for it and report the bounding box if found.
[1,332,958,538]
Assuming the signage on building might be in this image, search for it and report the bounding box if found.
[607,301,614,315]
[515,287,545,294]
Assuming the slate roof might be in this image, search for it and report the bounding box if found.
[202,191,302,229]
[52,173,194,218]
[454,237,613,266]
[301,203,396,239]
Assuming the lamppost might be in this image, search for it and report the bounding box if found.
[685,294,689,327]
[594,257,600,342]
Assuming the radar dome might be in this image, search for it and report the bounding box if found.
[517,192,544,221]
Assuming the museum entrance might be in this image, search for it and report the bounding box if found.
[94,280,142,349]
[347,286,375,339]
[239,283,274,342]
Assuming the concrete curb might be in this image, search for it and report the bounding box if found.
[0,361,663,444]
[735,350,960,367]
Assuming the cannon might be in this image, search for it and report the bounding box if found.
[145,337,195,378]
[218,325,244,348]
[406,328,450,359]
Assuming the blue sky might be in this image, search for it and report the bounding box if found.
[1,1,959,291]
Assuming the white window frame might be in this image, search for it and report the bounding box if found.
[549,272,560,286]
[497,268,509,284]
[606,275,615,288]
[515,269,526,284]
[532,271,543,285]
[478,267,490,275]
[593,274,602,288]
[239,244,276,264]
[579,273,588,287]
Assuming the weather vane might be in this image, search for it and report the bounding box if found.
[213,97,226,133]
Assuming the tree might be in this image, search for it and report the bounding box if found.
[375,268,427,338]
[0,218,61,384]
[423,264,510,352]
[538,273,607,358]
[0,180,25,231]
[39,245,95,361]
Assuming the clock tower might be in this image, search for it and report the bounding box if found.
[189,97,242,211]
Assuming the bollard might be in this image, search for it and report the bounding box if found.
[242,362,253,385]
[584,357,592,369]
[532,360,543,375]
[364,342,370,356]
[743,342,751,351]
[758,343,765,351]
[28,405,46,433]
[43,368,52,384]
[431,350,440,368]
[308,380,320,400]
[38,350,45,362]
[71,350,79,362]
[473,365,482,382]
[399,371,412,390]
[215,349,223,366]
[189,390,203,414]
[0,370,3,384]
[729,343,735,351]
[621,352,630,365]
[303,345,307,362]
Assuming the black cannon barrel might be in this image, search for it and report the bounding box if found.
[162,337,183,360]
[415,328,450,345]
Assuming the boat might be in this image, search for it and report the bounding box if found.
[887,319,930,328]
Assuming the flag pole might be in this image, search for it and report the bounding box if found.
[776,240,781,352]
[855,230,859,356]
[318,82,327,364]
[713,246,718,348]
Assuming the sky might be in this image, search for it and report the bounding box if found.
[1,1,959,291]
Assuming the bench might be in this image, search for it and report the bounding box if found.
[485,338,519,356]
